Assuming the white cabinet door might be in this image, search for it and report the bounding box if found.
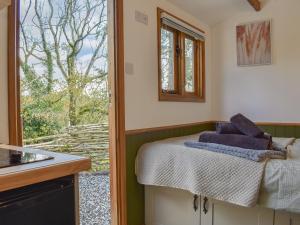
[274,211,300,225]
[145,186,300,225]
[145,186,200,225]
[201,198,274,225]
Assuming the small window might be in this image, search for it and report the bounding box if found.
[184,37,195,93]
[160,26,178,93]
[158,8,205,102]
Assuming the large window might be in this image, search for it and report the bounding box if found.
[158,8,205,102]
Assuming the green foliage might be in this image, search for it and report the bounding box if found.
[22,102,62,139]
[20,0,109,141]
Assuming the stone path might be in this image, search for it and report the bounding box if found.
[79,173,111,225]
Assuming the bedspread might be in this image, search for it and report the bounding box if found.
[136,134,266,207]
[135,134,296,210]
[259,139,300,213]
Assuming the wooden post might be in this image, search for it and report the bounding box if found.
[74,174,80,225]
[247,0,261,11]
[0,0,11,10]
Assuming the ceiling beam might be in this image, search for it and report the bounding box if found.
[247,0,261,11]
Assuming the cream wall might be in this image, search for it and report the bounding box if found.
[124,0,212,130]
[0,8,9,144]
[212,0,300,123]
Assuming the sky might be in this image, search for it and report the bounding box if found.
[20,0,108,93]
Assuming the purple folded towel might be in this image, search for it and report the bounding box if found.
[199,132,272,150]
[216,122,272,141]
[216,122,243,135]
[230,114,264,137]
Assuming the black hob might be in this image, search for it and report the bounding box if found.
[0,149,54,169]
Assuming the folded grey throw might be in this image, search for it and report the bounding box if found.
[216,122,272,141]
[199,132,272,150]
[216,122,243,135]
[231,114,264,137]
[184,141,286,162]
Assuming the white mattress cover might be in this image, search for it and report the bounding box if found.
[136,134,299,213]
[259,139,300,213]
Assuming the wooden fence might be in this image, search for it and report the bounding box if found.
[25,123,110,172]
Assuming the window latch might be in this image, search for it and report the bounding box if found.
[176,45,181,56]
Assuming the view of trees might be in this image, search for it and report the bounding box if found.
[20,0,108,139]
[160,28,194,93]
[185,38,194,92]
[160,28,175,92]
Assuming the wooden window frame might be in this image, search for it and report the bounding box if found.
[7,1,127,225]
[157,8,206,103]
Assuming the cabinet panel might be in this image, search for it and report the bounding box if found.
[200,197,213,225]
[145,186,200,225]
[275,211,300,225]
[205,199,274,225]
[291,213,300,225]
[145,186,300,225]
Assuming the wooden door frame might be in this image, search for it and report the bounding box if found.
[7,0,127,225]
[110,0,127,225]
[7,0,22,146]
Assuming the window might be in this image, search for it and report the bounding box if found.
[158,8,205,102]
[160,26,178,93]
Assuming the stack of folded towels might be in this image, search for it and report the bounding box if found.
[200,113,272,150]
[185,113,287,162]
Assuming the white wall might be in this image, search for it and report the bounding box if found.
[124,0,212,130]
[0,8,9,144]
[212,0,300,123]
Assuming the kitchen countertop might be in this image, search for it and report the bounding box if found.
[0,145,91,192]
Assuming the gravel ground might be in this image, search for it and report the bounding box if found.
[79,172,111,225]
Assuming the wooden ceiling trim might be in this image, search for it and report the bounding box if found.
[247,0,261,11]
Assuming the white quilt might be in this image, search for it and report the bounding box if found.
[259,139,300,213]
[136,134,266,207]
[135,134,296,209]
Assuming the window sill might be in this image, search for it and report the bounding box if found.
[159,94,205,103]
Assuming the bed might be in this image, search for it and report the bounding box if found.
[136,133,300,214]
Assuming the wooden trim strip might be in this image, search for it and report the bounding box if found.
[125,121,300,136]
[125,121,215,135]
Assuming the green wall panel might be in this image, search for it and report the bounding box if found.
[126,122,214,225]
[259,125,300,138]
[126,122,300,225]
